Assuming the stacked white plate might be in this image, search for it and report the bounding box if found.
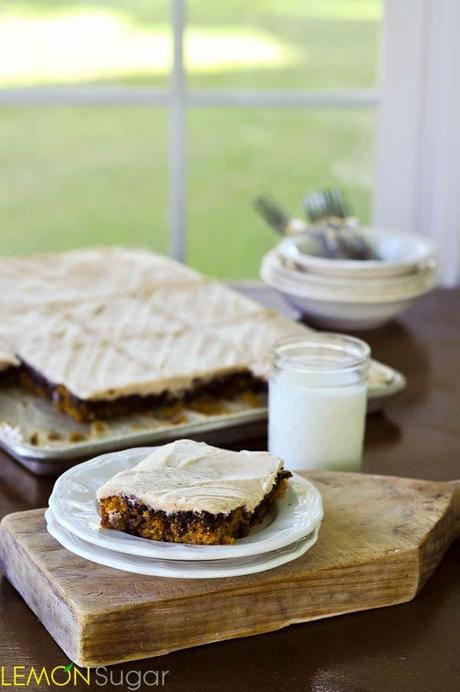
[46,447,324,579]
[261,228,437,330]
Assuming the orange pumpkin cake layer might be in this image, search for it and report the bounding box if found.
[97,440,291,545]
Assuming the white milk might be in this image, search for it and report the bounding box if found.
[269,363,368,472]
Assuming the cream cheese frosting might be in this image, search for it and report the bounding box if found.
[0,339,17,372]
[14,316,253,400]
[96,439,285,515]
[0,247,201,307]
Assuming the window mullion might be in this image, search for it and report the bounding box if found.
[169,0,187,262]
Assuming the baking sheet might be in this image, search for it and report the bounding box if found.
[0,361,405,475]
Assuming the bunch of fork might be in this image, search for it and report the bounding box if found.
[254,189,375,261]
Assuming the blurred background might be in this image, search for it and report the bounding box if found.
[0,0,458,283]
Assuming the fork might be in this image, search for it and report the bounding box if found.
[253,196,308,236]
[303,189,375,260]
[254,195,353,259]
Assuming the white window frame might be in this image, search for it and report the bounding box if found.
[2,0,458,283]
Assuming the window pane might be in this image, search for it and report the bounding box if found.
[0,1,170,88]
[186,0,382,90]
[187,108,376,279]
[0,108,168,255]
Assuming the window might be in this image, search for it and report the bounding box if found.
[0,1,387,278]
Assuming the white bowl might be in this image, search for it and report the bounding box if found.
[263,251,437,303]
[261,254,436,330]
[278,228,437,278]
[274,291,418,330]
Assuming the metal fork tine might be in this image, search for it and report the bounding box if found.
[253,196,289,233]
[305,188,350,222]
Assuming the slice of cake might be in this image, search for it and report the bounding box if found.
[97,440,291,545]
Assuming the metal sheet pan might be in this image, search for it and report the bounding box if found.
[0,361,405,475]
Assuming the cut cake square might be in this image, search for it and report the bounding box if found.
[97,440,291,545]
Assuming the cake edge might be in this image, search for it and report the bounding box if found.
[15,361,266,422]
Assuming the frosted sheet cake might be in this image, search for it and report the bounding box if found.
[0,339,18,378]
[0,247,307,421]
[97,440,291,544]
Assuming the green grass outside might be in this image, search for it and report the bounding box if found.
[0,0,380,278]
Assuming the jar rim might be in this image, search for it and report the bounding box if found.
[271,332,370,374]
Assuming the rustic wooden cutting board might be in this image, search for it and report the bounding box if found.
[0,471,458,668]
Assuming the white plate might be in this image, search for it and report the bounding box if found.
[45,508,320,578]
[48,447,323,562]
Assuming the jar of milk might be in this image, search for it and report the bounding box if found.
[269,333,370,472]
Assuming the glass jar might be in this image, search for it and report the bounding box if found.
[269,333,370,472]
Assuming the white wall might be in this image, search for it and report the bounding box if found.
[374,0,460,286]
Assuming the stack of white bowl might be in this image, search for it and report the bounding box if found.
[261,228,437,330]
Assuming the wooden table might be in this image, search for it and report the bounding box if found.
[0,287,459,691]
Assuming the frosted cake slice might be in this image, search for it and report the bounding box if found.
[97,440,291,545]
[15,324,263,422]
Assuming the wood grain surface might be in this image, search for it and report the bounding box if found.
[1,471,458,668]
